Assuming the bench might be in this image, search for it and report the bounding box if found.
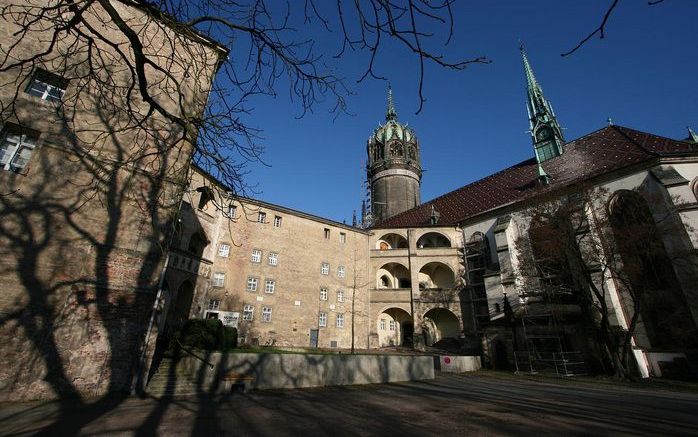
[222,372,254,392]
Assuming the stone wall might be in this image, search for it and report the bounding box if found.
[179,352,435,391]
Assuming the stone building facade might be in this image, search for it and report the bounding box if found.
[162,168,372,350]
[0,1,225,400]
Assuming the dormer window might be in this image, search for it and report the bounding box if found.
[25,69,68,103]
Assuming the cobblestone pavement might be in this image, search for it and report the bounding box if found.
[1,372,697,436]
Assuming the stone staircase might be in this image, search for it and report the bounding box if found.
[146,358,202,397]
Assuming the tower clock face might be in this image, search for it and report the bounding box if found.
[536,127,552,142]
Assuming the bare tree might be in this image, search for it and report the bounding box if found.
[513,186,697,379]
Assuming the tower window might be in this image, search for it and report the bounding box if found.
[324,228,330,239]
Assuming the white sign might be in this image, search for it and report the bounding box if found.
[220,311,240,328]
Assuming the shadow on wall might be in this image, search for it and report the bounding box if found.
[0,91,185,434]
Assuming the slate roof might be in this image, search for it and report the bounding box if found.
[376,125,698,228]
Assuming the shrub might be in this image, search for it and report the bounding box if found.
[177,319,238,350]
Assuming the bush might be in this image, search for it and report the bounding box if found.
[177,318,237,350]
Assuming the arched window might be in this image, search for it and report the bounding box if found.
[527,215,575,301]
[608,190,695,349]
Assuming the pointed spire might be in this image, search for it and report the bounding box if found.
[520,43,565,164]
[386,84,397,122]
[688,126,698,143]
[520,44,540,94]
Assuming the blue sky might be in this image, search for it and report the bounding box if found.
[231,0,697,224]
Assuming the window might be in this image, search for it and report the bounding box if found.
[257,212,266,223]
[265,279,276,294]
[246,277,258,292]
[212,272,225,287]
[243,305,254,321]
[268,252,278,266]
[389,320,396,331]
[318,312,327,327]
[25,69,68,103]
[227,204,237,218]
[273,216,282,227]
[324,228,330,239]
[340,232,346,244]
[380,319,386,330]
[251,249,262,263]
[208,299,221,311]
[218,243,230,257]
[319,287,328,301]
[0,125,38,172]
[321,262,329,275]
[336,313,344,328]
[494,303,501,313]
[337,290,344,303]
[262,306,273,322]
[337,265,345,278]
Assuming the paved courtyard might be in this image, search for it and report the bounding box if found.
[1,372,697,436]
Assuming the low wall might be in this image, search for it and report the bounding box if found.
[433,355,481,373]
[179,352,435,391]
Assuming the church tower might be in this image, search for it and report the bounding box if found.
[521,45,565,163]
[366,86,422,223]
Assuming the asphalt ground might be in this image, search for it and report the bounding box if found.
[1,372,697,436]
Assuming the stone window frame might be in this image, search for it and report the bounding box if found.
[324,228,330,239]
[227,204,237,218]
[251,248,262,263]
[318,312,327,327]
[0,124,39,173]
[337,265,346,278]
[261,306,273,322]
[264,279,276,294]
[389,320,396,331]
[212,272,225,287]
[336,289,344,303]
[319,287,328,301]
[246,276,258,292]
[268,252,278,266]
[320,262,330,275]
[257,211,266,223]
[273,215,282,227]
[339,232,346,244]
[243,304,254,321]
[208,299,220,311]
[336,313,344,328]
[380,319,386,330]
[218,243,230,257]
[25,68,68,103]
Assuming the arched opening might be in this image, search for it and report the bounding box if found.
[172,280,195,329]
[376,233,408,250]
[418,262,455,290]
[422,308,460,347]
[376,262,411,289]
[608,190,696,349]
[187,231,208,257]
[416,232,451,248]
[377,308,413,347]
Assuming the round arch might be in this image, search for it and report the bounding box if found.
[376,262,411,289]
[376,233,408,250]
[418,262,455,289]
[422,308,460,347]
[416,232,451,248]
[377,307,413,347]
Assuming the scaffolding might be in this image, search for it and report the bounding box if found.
[514,275,587,376]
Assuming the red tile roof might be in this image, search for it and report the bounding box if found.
[376,125,698,228]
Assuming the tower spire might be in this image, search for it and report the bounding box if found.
[520,44,565,164]
[386,84,397,121]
